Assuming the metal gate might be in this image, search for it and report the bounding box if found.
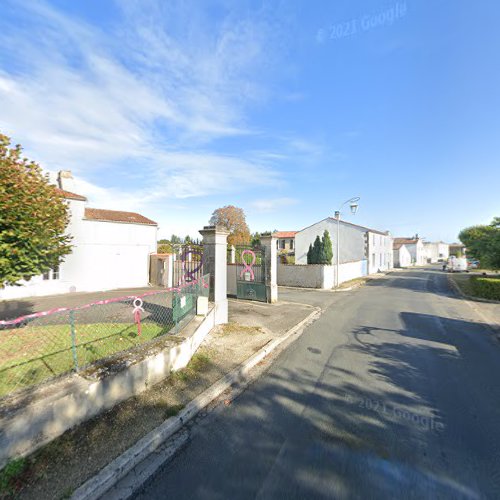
[235,245,267,302]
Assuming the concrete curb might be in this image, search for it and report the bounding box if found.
[72,307,322,500]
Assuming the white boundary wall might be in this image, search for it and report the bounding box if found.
[277,260,367,289]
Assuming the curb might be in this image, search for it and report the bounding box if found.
[72,307,321,500]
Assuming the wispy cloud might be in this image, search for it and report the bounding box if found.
[0,0,289,210]
[250,197,298,213]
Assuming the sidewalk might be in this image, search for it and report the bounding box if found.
[0,298,315,500]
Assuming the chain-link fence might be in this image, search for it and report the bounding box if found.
[0,275,210,400]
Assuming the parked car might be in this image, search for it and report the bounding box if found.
[467,259,480,269]
[447,256,468,272]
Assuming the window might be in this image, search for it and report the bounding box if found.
[372,253,376,267]
[280,239,285,249]
[290,239,294,250]
[43,266,60,280]
[380,254,383,266]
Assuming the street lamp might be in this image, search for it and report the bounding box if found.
[334,197,360,287]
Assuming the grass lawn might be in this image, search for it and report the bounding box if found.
[0,321,173,399]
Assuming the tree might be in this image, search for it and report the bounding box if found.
[312,235,322,264]
[170,234,182,244]
[209,205,251,246]
[251,232,261,247]
[307,244,313,264]
[322,230,333,265]
[459,217,500,269]
[157,242,173,254]
[184,235,191,244]
[0,133,72,287]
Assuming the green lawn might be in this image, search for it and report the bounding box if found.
[0,321,173,398]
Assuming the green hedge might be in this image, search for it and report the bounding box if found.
[469,277,500,301]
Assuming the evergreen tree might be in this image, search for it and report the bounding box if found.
[307,244,313,264]
[312,235,322,264]
[322,230,333,265]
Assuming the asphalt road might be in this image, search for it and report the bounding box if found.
[135,268,500,499]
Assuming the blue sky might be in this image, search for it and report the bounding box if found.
[1,0,498,242]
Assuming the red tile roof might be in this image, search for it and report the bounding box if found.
[84,208,157,226]
[273,231,297,238]
[54,187,87,201]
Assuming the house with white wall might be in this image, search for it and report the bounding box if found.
[393,237,426,266]
[423,241,449,263]
[293,218,393,285]
[393,242,412,268]
[0,171,158,300]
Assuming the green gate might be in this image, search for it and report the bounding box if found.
[235,245,267,302]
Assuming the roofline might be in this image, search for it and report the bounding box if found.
[83,217,158,226]
[297,217,389,236]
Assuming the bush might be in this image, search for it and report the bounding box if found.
[469,277,500,301]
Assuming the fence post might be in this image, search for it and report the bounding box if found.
[69,310,79,372]
[261,234,278,303]
[199,225,229,325]
[230,245,236,264]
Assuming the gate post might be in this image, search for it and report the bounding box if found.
[199,225,229,325]
[260,234,278,303]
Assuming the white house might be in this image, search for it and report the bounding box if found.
[423,241,449,263]
[0,171,158,300]
[294,218,393,283]
[393,242,412,268]
[393,237,426,266]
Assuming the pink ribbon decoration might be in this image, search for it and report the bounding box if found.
[240,249,256,281]
[181,248,204,283]
[132,298,144,336]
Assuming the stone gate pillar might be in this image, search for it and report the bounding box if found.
[199,225,229,325]
[261,234,278,303]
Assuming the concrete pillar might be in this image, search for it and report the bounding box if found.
[199,225,229,325]
[166,254,174,288]
[260,234,278,303]
[230,245,236,264]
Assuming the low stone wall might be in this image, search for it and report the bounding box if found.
[278,263,334,289]
[0,307,216,469]
[278,260,368,289]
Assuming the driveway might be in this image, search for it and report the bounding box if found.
[135,268,500,499]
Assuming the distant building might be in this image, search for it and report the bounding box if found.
[423,241,449,263]
[393,242,412,268]
[393,237,426,266]
[0,171,158,300]
[273,231,297,254]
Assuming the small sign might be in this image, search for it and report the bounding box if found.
[244,271,251,281]
[180,296,186,308]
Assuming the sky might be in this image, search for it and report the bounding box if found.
[0,0,499,242]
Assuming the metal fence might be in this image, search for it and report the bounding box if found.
[0,275,210,400]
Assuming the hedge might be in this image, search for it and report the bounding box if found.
[468,276,500,301]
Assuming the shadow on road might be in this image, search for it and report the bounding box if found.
[135,310,500,499]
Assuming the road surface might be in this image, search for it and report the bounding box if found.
[135,268,500,499]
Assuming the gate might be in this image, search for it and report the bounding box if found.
[173,245,204,286]
[235,245,267,302]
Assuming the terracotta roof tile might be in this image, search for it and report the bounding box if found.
[273,231,297,238]
[84,208,157,226]
[394,237,418,245]
[54,187,87,201]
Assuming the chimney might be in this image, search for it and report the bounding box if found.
[57,170,75,192]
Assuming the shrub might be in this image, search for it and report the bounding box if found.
[468,277,500,301]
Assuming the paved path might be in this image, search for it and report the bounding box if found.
[135,269,500,499]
